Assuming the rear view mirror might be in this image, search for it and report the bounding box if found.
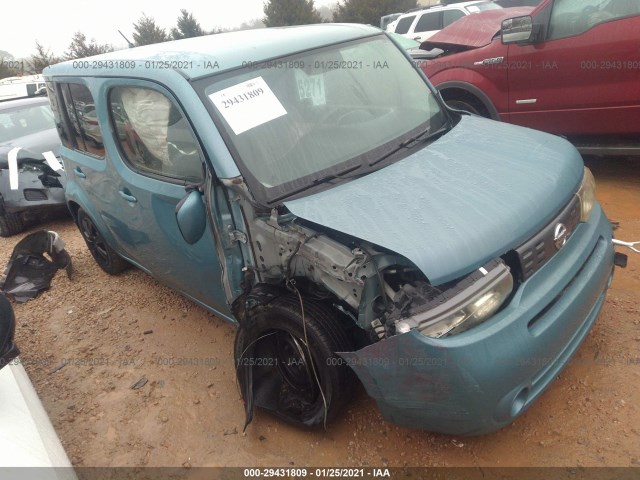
[176,190,207,245]
[502,15,534,44]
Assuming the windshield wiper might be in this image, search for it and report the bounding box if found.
[368,124,450,168]
[311,162,366,186]
[269,162,365,204]
[269,124,450,205]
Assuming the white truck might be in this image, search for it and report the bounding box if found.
[0,75,46,101]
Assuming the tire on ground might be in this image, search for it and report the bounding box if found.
[0,212,25,237]
[76,208,129,274]
[235,293,355,428]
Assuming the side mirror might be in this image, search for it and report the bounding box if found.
[501,15,534,44]
[176,190,207,245]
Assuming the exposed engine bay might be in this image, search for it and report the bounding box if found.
[230,184,514,344]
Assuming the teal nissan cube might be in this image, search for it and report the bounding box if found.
[43,24,626,435]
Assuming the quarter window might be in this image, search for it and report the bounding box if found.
[45,82,73,148]
[60,83,105,157]
[109,86,204,183]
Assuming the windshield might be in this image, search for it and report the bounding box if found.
[200,34,446,205]
[0,103,55,143]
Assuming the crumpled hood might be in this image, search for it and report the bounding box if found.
[0,128,60,169]
[285,115,584,285]
[420,7,534,50]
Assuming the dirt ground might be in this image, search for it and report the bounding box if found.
[1,156,639,470]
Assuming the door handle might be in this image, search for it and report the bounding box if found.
[73,167,86,178]
[119,190,137,203]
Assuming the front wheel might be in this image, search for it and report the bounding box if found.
[77,209,129,274]
[0,212,24,237]
[235,294,355,428]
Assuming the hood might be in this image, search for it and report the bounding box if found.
[420,7,534,50]
[0,128,60,167]
[284,115,584,285]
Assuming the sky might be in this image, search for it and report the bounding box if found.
[1,0,337,59]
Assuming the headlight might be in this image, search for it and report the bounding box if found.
[577,167,596,222]
[395,261,513,338]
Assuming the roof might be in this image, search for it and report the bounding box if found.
[421,6,533,49]
[399,1,498,16]
[44,24,382,81]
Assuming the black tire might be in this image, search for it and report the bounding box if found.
[77,209,129,274]
[0,212,24,237]
[235,294,354,428]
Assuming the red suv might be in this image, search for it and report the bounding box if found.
[418,0,640,155]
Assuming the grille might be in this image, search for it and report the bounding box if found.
[515,195,581,280]
[23,189,48,201]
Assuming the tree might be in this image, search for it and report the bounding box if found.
[0,51,18,80]
[317,5,336,21]
[263,0,322,27]
[65,32,113,60]
[171,9,206,39]
[132,14,169,46]
[29,42,61,74]
[237,18,266,31]
[333,0,417,26]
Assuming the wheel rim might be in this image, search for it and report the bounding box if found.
[80,216,110,265]
[274,331,318,398]
[250,328,323,419]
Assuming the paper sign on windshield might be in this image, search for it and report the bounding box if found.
[209,77,287,135]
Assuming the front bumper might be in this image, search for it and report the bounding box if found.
[342,203,614,435]
[0,168,66,214]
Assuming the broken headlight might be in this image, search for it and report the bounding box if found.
[577,167,596,222]
[395,261,513,338]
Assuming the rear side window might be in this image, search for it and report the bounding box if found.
[394,15,416,34]
[443,9,465,27]
[59,83,105,157]
[45,82,73,148]
[108,86,204,183]
[415,12,441,33]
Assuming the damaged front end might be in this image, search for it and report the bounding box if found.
[229,156,617,435]
[0,148,67,237]
[228,172,519,430]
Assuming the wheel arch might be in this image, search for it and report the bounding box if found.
[437,81,501,120]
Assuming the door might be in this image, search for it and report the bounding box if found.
[506,0,640,135]
[101,81,236,315]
